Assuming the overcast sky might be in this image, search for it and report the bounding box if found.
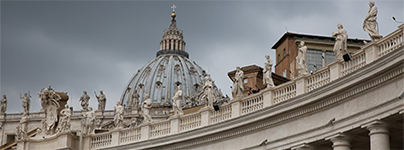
[1,0,402,113]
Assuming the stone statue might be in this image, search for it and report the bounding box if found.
[56,104,72,133]
[131,90,140,110]
[296,41,309,76]
[202,76,216,107]
[233,67,244,98]
[363,1,382,41]
[263,55,275,88]
[113,101,124,129]
[172,85,184,115]
[141,94,153,123]
[16,112,29,140]
[332,23,348,61]
[95,90,106,112]
[38,87,61,135]
[1,95,7,114]
[20,93,30,114]
[79,91,90,111]
[83,107,96,134]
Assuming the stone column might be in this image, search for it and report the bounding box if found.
[170,40,174,50]
[175,40,179,50]
[363,120,390,150]
[326,133,350,150]
[179,41,182,50]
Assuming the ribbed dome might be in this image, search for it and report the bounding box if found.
[120,55,215,106]
[120,9,223,107]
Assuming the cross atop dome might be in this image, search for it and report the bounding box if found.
[171,4,176,12]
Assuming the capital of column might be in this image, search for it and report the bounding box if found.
[362,120,389,136]
[325,133,350,149]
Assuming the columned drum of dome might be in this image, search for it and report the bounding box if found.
[120,8,222,108]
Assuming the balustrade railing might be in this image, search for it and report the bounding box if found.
[120,127,141,144]
[210,104,232,124]
[307,67,330,92]
[90,132,112,149]
[377,28,403,57]
[342,50,366,76]
[273,81,296,104]
[241,94,263,115]
[150,121,171,138]
[75,24,404,149]
[180,113,201,131]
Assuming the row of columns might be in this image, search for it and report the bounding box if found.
[160,39,185,50]
[291,120,390,150]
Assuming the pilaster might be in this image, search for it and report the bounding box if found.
[295,76,307,96]
[262,87,274,107]
[111,130,120,147]
[329,60,343,81]
[170,116,180,133]
[140,124,150,140]
[200,107,212,126]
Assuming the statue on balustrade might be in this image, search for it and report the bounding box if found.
[263,55,275,88]
[141,94,153,123]
[296,41,309,76]
[20,93,31,114]
[83,107,96,134]
[56,104,72,133]
[172,85,184,115]
[332,23,348,61]
[95,90,106,112]
[131,90,140,110]
[363,1,382,41]
[1,95,7,114]
[79,91,90,111]
[16,112,29,140]
[233,67,244,98]
[201,76,216,107]
[38,87,61,135]
[114,101,124,129]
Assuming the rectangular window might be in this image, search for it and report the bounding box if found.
[306,49,323,73]
[325,50,336,65]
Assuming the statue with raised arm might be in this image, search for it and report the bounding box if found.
[16,112,29,140]
[20,93,30,114]
[95,90,106,112]
[296,41,309,76]
[172,85,184,115]
[56,104,72,133]
[114,101,124,129]
[233,67,244,98]
[79,91,90,111]
[83,107,96,134]
[332,23,348,61]
[131,90,140,110]
[363,1,382,41]
[263,55,275,88]
[1,95,7,114]
[141,94,153,123]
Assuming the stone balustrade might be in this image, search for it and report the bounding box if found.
[210,104,232,124]
[307,67,330,92]
[13,24,401,150]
